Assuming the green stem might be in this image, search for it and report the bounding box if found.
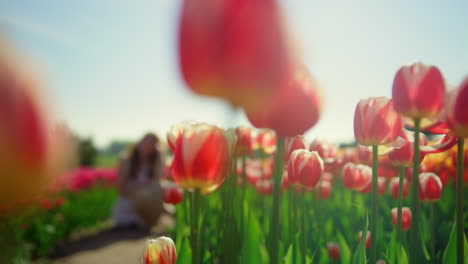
[301,188,306,264]
[292,190,297,264]
[409,118,421,263]
[270,137,285,264]
[240,154,246,252]
[397,166,405,264]
[370,145,379,263]
[430,203,436,263]
[456,138,464,264]
[191,190,201,264]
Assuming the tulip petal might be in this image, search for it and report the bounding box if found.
[420,134,458,154]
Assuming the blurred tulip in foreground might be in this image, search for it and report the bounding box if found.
[391,207,412,231]
[0,47,69,215]
[168,122,236,194]
[178,0,296,110]
[246,66,322,137]
[327,242,340,260]
[419,172,443,202]
[392,62,445,118]
[354,97,402,146]
[287,149,324,187]
[142,236,177,264]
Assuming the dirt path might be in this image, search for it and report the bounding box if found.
[45,215,174,264]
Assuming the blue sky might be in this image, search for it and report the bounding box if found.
[1,0,467,147]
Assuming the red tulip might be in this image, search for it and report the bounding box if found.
[252,129,276,155]
[309,139,336,160]
[360,177,386,195]
[235,126,252,155]
[162,184,184,205]
[354,97,403,146]
[178,0,296,110]
[316,181,332,199]
[446,76,468,137]
[169,122,236,194]
[358,145,372,165]
[389,177,408,199]
[419,172,443,202]
[342,163,372,191]
[0,49,68,214]
[392,62,445,118]
[358,231,371,250]
[246,66,322,137]
[287,149,324,187]
[388,131,427,167]
[391,207,412,231]
[327,242,340,260]
[143,236,177,264]
[284,135,306,162]
[255,179,273,195]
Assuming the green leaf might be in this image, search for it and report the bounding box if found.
[399,246,409,264]
[242,208,268,264]
[385,230,397,263]
[352,211,368,264]
[284,233,302,264]
[443,222,468,264]
[177,236,191,264]
[337,232,351,264]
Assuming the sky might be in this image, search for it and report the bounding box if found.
[0,0,467,147]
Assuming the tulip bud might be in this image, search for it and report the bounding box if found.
[419,172,442,202]
[342,163,372,191]
[388,131,427,167]
[168,122,236,194]
[252,129,276,155]
[391,207,412,231]
[235,126,252,155]
[255,179,273,195]
[392,62,445,118]
[358,231,371,249]
[287,149,324,187]
[326,242,340,260]
[389,177,408,199]
[162,184,184,205]
[316,181,332,199]
[376,260,386,264]
[360,177,386,195]
[354,97,402,146]
[309,139,336,160]
[446,76,468,137]
[284,135,306,162]
[142,237,177,264]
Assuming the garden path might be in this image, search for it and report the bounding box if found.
[49,214,174,264]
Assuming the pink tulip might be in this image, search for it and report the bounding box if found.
[392,62,445,118]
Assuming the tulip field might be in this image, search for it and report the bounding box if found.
[1,0,468,264]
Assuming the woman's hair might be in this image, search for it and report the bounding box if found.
[127,133,160,180]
